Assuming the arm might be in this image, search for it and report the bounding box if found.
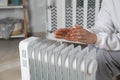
[88,0,120,50]
[95,32,120,50]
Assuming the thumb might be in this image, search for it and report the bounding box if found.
[75,24,83,29]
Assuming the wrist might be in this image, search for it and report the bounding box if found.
[92,34,97,44]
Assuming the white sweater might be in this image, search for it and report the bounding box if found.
[88,0,120,51]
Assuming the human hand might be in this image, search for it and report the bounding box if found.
[70,25,97,44]
[54,28,72,40]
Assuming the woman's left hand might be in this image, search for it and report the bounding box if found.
[70,25,97,44]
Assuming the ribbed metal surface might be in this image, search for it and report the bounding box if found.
[19,37,98,80]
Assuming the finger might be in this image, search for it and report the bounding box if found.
[76,37,86,41]
[77,36,86,40]
[63,35,77,41]
[63,36,73,41]
[71,29,83,33]
[72,29,88,37]
[71,28,85,33]
[70,32,85,37]
[74,24,83,29]
[54,33,64,37]
[55,29,70,34]
[64,37,71,40]
[55,35,64,39]
[68,36,87,43]
[56,28,68,32]
[54,31,63,35]
[65,38,77,42]
[70,28,76,33]
[70,34,87,42]
[54,31,65,35]
[79,40,89,44]
[77,39,85,43]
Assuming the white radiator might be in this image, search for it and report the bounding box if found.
[19,37,98,80]
[46,0,102,41]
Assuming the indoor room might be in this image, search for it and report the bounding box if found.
[0,0,120,80]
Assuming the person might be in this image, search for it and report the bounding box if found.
[54,0,120,80]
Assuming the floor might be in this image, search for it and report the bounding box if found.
[0,33,46,80]
[0,38,21,80]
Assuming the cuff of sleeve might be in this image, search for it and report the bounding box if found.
[94,33,109,48]
[94,33,102,47]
